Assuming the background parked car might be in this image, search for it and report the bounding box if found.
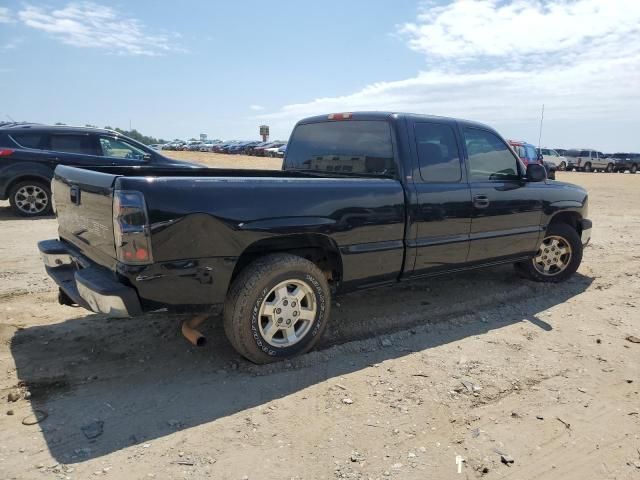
[254,142,285,157]
[537,147,567,170]
[0,124,197,216]
[508,140,556,180]
[610,152,640,174]
[276,144,287,158]
[564,149,614,172]
[183,141,203,151]
[264,143,286,157]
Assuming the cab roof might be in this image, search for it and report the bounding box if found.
[296,111,494,131]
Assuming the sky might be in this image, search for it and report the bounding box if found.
[0,0,639,151]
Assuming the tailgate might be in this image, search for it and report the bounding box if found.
[53,165,119,268]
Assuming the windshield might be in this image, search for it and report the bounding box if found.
[285,120,396,176]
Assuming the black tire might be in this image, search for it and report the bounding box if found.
[584,162,592,172]
[606,163,614,173]
[223,253,331,364]
[514,223,583,283]
[559,161,566,171]
[8,180,52,217]
[631,164,638,174]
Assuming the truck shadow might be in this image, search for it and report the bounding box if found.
[0,204,54,221]
[9,265,592,464]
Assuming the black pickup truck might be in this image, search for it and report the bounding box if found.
[39,112,591,363]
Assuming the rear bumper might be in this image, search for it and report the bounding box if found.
[39,239,142,317]
[580,219,592,246]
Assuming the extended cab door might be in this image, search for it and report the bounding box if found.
[463,127,543,262]
[406,120,472,275]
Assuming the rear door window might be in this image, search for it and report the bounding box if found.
[285,120,395,175]
[464,128,519,181]
[9,133,47,149]
[50,134,98,155]
[413,122,462,182]
[525,145,538,162]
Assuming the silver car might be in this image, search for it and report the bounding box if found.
[538,148,567,170]
[564,149,615,172]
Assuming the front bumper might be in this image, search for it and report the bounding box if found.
[580,219,592,246]
[38,239,142,318]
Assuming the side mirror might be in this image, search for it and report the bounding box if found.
[142,153,152,161]
[526,163,546,182]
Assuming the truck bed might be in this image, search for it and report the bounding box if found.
[52,164,407,307]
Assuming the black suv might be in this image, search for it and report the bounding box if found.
[0,123,197,217]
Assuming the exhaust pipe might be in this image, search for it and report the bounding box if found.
[181,314,207,347]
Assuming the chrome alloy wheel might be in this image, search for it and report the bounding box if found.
[14,185,48,214]
[258,279,317,347]
[533,235,572,276]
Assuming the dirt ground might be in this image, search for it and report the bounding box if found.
[0,155,639,479]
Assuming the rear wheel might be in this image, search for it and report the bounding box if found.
[8,180,52,217]
[631,164,638,174]
[584,162,592,172]
[514,223,582,283]
[606,163,614,173]
[223,253,331,364]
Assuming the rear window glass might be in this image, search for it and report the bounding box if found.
[9,133,46,149]
[285,120,395,176]
[50,135,97,155]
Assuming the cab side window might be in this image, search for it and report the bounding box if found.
[50,134,98,155]
[464,128,519,181]
[414,122,462,182]
[99,136,148,160]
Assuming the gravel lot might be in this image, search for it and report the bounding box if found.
[0,155,639,479]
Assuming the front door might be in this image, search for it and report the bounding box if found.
[463,127,543,263]
[408,121,472,275]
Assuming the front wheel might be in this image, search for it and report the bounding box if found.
[584,162,592,172]
[8,180,52,217]
[606,163,614,173]
[631,164,638,174]
[223,253,331,364]
[559,161,566,171]
[514,223,583,283]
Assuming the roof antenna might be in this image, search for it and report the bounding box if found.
[537,104,544,149]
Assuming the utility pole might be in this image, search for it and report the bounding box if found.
[537,104,545,149]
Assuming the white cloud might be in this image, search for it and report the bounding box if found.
[260,0,640,150]
[18,2,181,56]
[399,0,640,61]
[249,104,265,111]
[0,7,12,23]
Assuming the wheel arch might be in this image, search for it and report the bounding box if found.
[548,210,583,235]
[7,174,52,194]
[230,234,343,289]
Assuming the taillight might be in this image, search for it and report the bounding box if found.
[0,148,14,156]
[113,191,153,265]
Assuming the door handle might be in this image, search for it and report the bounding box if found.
[473,194,490,208]
[69,185,81,205]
